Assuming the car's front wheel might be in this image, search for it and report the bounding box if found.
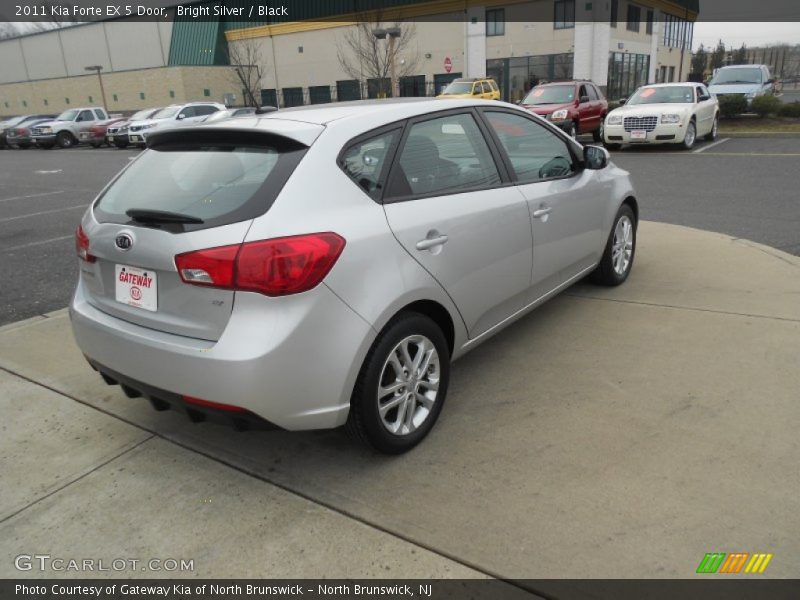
[590,204,637,286]
[704,115,719,141]
[681,121,697,150]
[346,312,450,454]
[56,132,75,149]
[593,119,605,142]
[566,121,578,138]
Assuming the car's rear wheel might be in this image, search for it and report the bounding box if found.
[704,116,719,141]
[114,141,129,149]
[37,142,54,149]
[681,121,697,150]
[17,142,31,149]
[90,142,102,148]
[346,312,450,454]
[590,204,637,286]
[56,132,75,149]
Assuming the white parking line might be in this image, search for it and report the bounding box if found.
[4,235,73,252]
[0,205,86,223]
[693,138,730,153]
[0,190,64,204]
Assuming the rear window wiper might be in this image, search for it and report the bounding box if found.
[126,209,204,225]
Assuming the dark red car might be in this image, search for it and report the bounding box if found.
[78,117,127,148]
[520,80,608,141]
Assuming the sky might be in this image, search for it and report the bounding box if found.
[693,22,800,51]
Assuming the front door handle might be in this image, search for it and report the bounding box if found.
[416,234,449,251]
[533,207,552,219]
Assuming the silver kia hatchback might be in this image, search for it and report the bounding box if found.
[71,98,638,453]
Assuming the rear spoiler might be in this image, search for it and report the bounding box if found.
[147,127,311,151]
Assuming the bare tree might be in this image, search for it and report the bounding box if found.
[337,15,420,98]
[225,38,267,108]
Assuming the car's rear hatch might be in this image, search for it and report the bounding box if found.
[79,121,322,341]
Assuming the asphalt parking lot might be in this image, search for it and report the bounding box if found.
[2,136,799,326]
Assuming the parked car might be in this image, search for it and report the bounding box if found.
[4,117,57,148]
[127,102,226,146]
[0,114,56,148]
[437,78,501,100]
[201,107,257,124]
[71,98,638,453]
[106,108,162,149]
[520,80,608,140]
[31,107,109,148]
[708,64,776,108]
[604,82,719,150]
[78,117,127,148]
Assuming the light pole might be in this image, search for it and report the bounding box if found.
[373,27,402,98]
[84,65,107,109]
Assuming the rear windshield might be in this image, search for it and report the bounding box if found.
[442,82,474,94]
[94,141,305,231]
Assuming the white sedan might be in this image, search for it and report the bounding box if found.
[603,82,719,150]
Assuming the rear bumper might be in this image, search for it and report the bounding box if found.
[70,277,376,431]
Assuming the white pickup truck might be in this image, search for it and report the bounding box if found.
[31,107,109,148]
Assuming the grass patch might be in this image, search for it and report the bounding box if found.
[719,117,800,133]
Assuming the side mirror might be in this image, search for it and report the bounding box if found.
[584,145,610,170]
[177,114,186,120]
[580,95,590,103]
[619,97,628,105]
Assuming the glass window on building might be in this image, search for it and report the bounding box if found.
[399,75,426,97]
[627,4,641,32]
[610,0,618,26]
[367,78,392,99]
[282,87,304,107]
[646,10,654,35]
[554,0,575,30]
[260,89,277,107]
[607,52,650,100]
[336,80,362,101]
[490,54,574,103]
[309,86,332,104]
[486,8,505,36]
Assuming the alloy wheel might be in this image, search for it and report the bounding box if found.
[377,335,440,436]
[612,215,634,276]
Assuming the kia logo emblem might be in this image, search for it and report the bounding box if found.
[115,233,134,251]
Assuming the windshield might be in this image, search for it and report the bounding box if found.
[442,82,475,94]
[152,106,180,119]
[628,86,694,105]
[522,85,575,105]
[130,109,155,121]
[56,109,79,121]
[710,68,763,85]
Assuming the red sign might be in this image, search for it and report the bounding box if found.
[444,57,452,73]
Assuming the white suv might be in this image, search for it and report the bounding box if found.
[127,102,226,146]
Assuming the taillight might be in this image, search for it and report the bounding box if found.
[75,225,96,263]
[175,233,345,297]
[182,395,247,413]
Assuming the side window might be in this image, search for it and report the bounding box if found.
[340,130,399,200]
[195,105,218,116]
[586,85,599,101]
[481,81,491,94]
[578,85,589,102]
[490,80,499,92]
[485,111,575,183]
[178,106,196,119]
[697,85,710,101]
[77,110,93,122]
[387,113,501,199]
[94,109,106,119]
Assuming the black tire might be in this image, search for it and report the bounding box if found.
[592,119,605,142]
[90,142,102,148]
[590,203,637,286]
[346,312,450,454]
[37,143,54,149]
[704,115,719,141]
[681,120,697,150]
[18,142,31,149]
[566,121,578,138]
[113,141,129,149]
[604,142,621,151]
[56,131,75,149]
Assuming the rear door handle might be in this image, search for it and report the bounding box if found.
[416,234,449,251]
[533,207,552,219]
